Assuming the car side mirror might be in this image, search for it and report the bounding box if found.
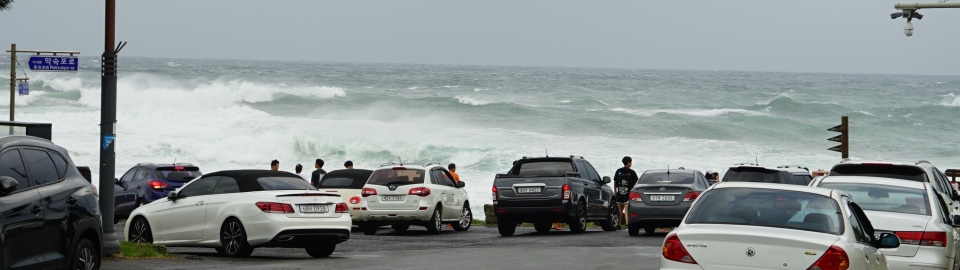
[114,178,121,186]
[0,176,18,197]
[457,181,466,188]
[952,215,960,227]
[601,176,611,184]
[566,172,580,178]
[167,192,178,201]
[874,232,901,249]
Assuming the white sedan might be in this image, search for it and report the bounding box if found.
[124,170,351,258]
[812,176,960,270]
[661,182,901,270]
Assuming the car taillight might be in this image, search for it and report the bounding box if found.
[807,246,849,270]
[146,180,168,190]
[361,188,377,197]
[492,186,498,202]
[256,202,295,214]
[662,233,697,264]
[895,231,946,246]
[174,166,185,171]
[335,202,349,213]
[895,231,923,245]
[409,187,431,197]
[683,191,701,202]
[562,184,571,200]
[91,184,99,197]
[629,191,642,202]
[348,195,362,205]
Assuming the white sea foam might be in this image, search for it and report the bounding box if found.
[454,95,494,106]
[473,88,489,92]
[942,93,960,107]
[559,100,571,103]
[610,108,763,117]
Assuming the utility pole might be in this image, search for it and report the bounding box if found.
[99,0,123,255]
[8,43,13,121]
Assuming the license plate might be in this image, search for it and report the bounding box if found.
[516,187,542,194]
[381,195,405,201]
[649,195,675,202]
[299,204,329,213]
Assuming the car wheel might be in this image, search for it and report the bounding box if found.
[425,207,442,234]
[534,222,552,233]
[497,218,516,236]
[305,244,336,258]
[128,217,153,244]
[645,227,655,235]
[362,221,378,235]
[220,218,254,258]
[600,203,619,232]
[70,238,99,270]
[568,201,587,234]
[452,205,473,232]
[391,224,410,233]
[628,225,640,236]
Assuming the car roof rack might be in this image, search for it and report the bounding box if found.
[734,163,758,166]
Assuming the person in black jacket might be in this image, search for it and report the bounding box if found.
[310,159,328,188]
[614,156,639,227]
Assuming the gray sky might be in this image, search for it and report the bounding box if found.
[2,0,958,75]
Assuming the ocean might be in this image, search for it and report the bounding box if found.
[2,56,960,219]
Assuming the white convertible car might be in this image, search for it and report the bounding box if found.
[124,170,351,258]
[661,182,901,270]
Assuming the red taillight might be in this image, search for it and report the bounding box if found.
[409,187,431,197]
[894,231,946,246]
[662,234,697,264]
[146,180,168,190]
[629,191,642,202]
[562,184,571,200]
[335,202,349,213]
[361,188,377,197]
[922,232,947,247]
[683,191,701,202]
[348,195,362,205]
[392,167,406,170]
[807,246,849,270]
[492,186,498,202]
[256,202,295,214]
[174,166,185,171]
[91,184,99,197]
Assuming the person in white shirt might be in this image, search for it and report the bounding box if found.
[295,164,309,182]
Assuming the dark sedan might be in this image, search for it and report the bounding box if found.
[627,169,710,236]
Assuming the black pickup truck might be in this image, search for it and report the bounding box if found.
[492,156,619,236]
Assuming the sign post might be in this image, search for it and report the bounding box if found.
[827,116,850,159]
[5,45,79,121]
[16,80,27,96]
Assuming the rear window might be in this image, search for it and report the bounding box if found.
[819,183,930,216]
[637,173,696,185]
[830,164,927,182]
[512,161,574,177]
[320,177,358,188]
[156,166,202,182]
[685,188,843,235]
[368,169,425,186]
[256,176,316,190]
[792,175,813,185]
[721,167,783,184]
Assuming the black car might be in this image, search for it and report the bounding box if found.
[627,169,710,236]
[113,163,202,222]
[0,136,102,270]
[721,164,811,185]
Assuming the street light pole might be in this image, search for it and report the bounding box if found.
[99,0,122,255]
[8,43,13,122]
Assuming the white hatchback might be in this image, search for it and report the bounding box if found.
[812,176,960,270]
[124,170,351,258]
[661,182,901,270]
[360,163,472,235]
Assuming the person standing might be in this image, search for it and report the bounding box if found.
[614,156,639,227]
[344,160,354,169]
[295,164,309,182]
[311,159,328,188]
[270,160,280,171]
[447,163,460,182]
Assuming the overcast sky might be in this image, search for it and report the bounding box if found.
[1,0,958,75]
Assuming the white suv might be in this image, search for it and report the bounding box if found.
[830,159,960,211]
[360,162,472,235]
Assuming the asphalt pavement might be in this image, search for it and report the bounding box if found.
[104,222,666,270]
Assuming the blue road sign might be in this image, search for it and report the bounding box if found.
[17,83,28,96]
[28,55,79,72]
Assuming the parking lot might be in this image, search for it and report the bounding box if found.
[104,222,665,270]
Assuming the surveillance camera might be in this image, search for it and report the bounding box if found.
[904,21,914,37]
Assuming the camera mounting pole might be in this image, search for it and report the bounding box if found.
[892,2,960,36]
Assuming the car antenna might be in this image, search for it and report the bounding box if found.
[755,156,759,166]
[398,156,403,166]
[545,149,549,157]
[173,158,176,165]
[667,165,670,174]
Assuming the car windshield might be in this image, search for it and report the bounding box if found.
[819,183,930,216]
[156,167,202,182]
[256,176,316,190]
[637,173,696,185]
[721,167,782,184]
[368,169,425,186]
[685,188,843,235]
[513,161,574,177]
[829,165,927,182]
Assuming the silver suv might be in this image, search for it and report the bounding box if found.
[829,160,960,210]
